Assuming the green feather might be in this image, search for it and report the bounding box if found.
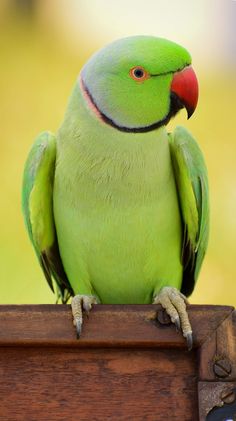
[169,126,209,295]
[22,131,73,302]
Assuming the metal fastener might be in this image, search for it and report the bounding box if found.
[213,358,232,378]
[220,389,236,404]
[157,309,171,325]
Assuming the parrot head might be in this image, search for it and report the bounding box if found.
[80,36,198,132]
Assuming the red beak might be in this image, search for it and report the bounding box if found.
[170,66,198,119]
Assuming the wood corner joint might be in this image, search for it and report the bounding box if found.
[198,309,236,420]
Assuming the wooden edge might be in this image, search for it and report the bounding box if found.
[198,309,236,381]
[198,381,236,421]
[198,310,236,420]
[0,304,234,348]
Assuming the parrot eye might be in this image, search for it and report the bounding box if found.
[129,66,149,82]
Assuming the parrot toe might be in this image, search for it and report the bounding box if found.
[153,286,193,350]
[71,294,98,338]
[76,320,82,339]
[173,315,181,332]
[185,332,193,351]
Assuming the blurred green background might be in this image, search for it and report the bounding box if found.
[0,0,235,305]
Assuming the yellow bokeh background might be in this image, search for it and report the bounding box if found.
[0,1,235,306]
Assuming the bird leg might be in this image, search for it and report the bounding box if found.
[153,286,193,350]
[71,294,98,338]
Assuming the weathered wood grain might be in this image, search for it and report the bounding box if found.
[198,309,236,382]
[0,304,235,421]
[0,304,233,348]
[0,347,198,421]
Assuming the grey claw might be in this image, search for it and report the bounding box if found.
[76,320,82,339]
[186,332,193,351]
[83,303,92,313]
[174,316,181,332]
[84,304,92,318]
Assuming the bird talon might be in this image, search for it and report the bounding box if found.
[71,294,98,339]
[153,287,193,349]
[82,302,92,313]
[174,316,181,332]
[76,320,82,339]
[185,332,193,351]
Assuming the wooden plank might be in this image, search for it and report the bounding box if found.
[0,304,233,348]
[0,347,198,421]
[198,310,236,419]
[198,309,236,381]
[0,304,235,420]
[215,309,236,380]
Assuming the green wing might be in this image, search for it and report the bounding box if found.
[22,131,73,303]
[169,126,209,297]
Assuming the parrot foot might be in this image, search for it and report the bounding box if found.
[71,294,98,339]
[153,286,193,350]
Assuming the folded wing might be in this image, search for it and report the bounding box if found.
[169,126,209,296]
[22,131,73,303]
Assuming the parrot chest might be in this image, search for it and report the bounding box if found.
[54,130,183,303]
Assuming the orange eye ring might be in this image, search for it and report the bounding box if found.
[129,66,149,82]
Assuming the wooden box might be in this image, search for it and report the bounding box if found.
[0,305,235,420]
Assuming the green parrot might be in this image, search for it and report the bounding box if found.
[22,36,209,349]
